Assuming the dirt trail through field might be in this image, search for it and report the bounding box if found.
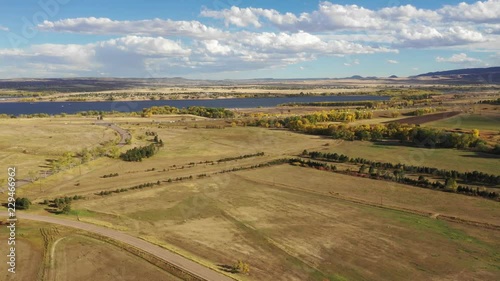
[95,121,131,145]
[0,212,235,281]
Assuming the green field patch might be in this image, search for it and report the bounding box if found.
[68,209,96,218]
[376,208,484,245]
[127,196,222,222]
[321,140,499,174]
[426,114,500,131]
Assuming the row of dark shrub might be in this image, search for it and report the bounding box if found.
[291,157,499,200]
[304,151,500,186]
[42,195,85,208]
[97,181,161,196]
[215,159,289,174]
[217,152,265,163]
[120,144,160,162]
[101,173,119,178]
[96,159,290,196]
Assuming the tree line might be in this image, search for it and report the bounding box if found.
[142,106,234,118]
[477,98,500,105]
[245,109,374,129]
[304,150,500,186]
[41,195,85,214]
[279,101,379,108]
[217,152,265,163]
[97,181,161,196]
[48,140,121,174]
[247,114,488,150]
[101,173,119,178]
[290,157,499,200]
[120,144,160,162]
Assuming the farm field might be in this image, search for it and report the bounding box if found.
[389,111,462,125]
[20,122,500,201]
[2,1,500,278]
[4,101,500,281]
[19,125,331,200]
[237,165,500,224]
[0,118,117,181]
[0,221,44,281]
[307,139,500,174]
[0,220,181,281]
[52,235,181,281]
[425,114,500,131]
[70,168,500,281]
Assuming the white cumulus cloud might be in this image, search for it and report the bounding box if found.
[439,0,500,23]
[37,17,226,39]
[436,53,483,64]
[201,1,494,49]
[395,26,485,48]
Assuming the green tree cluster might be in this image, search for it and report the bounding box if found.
[120,144,159,162]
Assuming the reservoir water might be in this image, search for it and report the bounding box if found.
[0,95,388,115]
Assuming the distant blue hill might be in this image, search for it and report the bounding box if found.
[415,67,500,84]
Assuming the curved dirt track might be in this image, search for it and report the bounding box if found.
[1,213,234,281]
[95,121,131,145]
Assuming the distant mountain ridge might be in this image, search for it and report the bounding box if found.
[1,66,499,92]
[416,67,500,77]
[414,67,500,84]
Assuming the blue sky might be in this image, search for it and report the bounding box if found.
[0,0,498,79]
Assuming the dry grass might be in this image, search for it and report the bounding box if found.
[0,117,117,181]
[237,165,500,224]
[0,222,44,281]
[6,116,500,281]
[70,168,500,281]
[313,140,500,174]
[52,235,181,281]
[20,125,331,200]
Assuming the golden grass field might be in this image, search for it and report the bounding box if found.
[2,111,499,281]
[0,118,117,181]
[52,235,181,281]
[0,220,180,281]
[0,221,44,281]
[69,168,499,281]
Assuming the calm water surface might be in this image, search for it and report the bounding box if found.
[0,95,389,115]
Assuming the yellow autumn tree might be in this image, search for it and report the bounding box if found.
[472,129,480,138]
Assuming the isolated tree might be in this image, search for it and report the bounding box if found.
[472,129,480,138]
[108,146,121,159]
[445,178,458,192]
[15,197,31,210]
[233,260,250,274]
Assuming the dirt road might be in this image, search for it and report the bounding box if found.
[95,121,131,145]
[1,212,235,281]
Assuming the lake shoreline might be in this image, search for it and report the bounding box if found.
[0,95,390,116]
